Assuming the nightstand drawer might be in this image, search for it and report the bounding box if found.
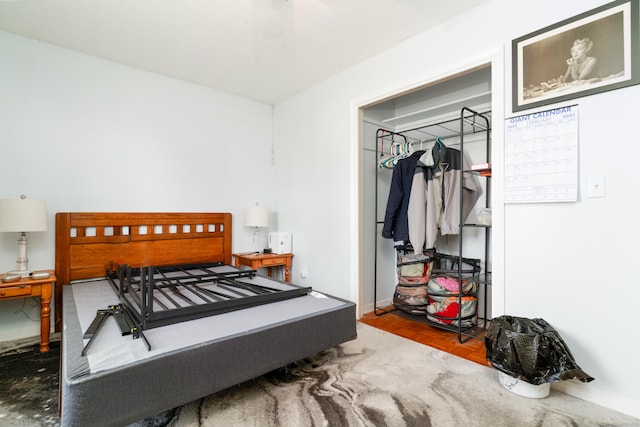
[233,253,293,283]
[261,257,285,267]
[0,285,32,298]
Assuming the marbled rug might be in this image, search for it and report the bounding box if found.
[154,323,639,427]
[1,324,639,427]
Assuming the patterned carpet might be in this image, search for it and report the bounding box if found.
[0,337,60,426]
[1,324,639,427]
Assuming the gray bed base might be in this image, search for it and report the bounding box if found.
[61,279,356,426]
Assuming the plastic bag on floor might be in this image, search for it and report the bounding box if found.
[485,315,595,385]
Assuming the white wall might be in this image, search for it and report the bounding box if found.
[273,0,640,418]
[0,31,276,341]
[362,119,398,312]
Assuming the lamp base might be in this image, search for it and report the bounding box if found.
[6,268,31,278]
[10,232,31,277]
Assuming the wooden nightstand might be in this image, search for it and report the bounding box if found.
[0,271,55,352]
[232,253,294,283]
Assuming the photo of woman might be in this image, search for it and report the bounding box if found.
[559,38,599,83]
[512,0,637,111]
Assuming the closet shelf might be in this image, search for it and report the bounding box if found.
[466,170,492,177]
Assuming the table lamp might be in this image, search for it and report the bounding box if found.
[244,203,268,244]
[0,195,48,277]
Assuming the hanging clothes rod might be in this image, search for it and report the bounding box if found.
[396,110,491,135]
[463,115,488,130]
[375,129,408,142]
[374,129,408,154]
[374,110,491,159]
[375,114,491,155]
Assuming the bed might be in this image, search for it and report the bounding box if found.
[55,212,357,426]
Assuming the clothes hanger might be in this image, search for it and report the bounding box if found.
[390,140,413,167]
[378,135,402,168]
[378,134,415,168]
[430,136,446,165]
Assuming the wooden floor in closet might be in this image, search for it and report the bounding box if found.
[359,306,490,367]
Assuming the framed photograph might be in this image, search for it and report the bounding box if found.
[512,0,639,112]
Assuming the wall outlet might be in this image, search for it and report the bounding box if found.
[300,264,308,279]
[588,176,606,198]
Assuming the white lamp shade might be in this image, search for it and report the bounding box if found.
[0,198,48,232]
[245,205,268,228]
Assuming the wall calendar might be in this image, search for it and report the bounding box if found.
[504,105,578,203]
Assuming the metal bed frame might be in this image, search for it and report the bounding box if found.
[81,262,313,355]
[109,262,312,330]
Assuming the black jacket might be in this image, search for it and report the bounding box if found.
[381,150,425,242]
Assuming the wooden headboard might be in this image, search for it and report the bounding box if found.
[54,212,232,332]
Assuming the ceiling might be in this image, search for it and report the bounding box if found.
[0,0,488,104]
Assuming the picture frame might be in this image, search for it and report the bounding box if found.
[512,0,639,112]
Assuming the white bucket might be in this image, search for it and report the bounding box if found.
[498,371,550,399]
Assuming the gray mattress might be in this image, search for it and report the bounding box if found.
[61,266,357,426]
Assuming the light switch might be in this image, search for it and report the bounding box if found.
[588,176,606,198]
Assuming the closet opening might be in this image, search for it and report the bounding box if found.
[359,64,493,351]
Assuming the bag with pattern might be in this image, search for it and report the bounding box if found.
[393,284,428,315]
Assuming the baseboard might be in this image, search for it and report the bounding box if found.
[552,380,640,419]
[362,298,393,315]
[0,324,41,344]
